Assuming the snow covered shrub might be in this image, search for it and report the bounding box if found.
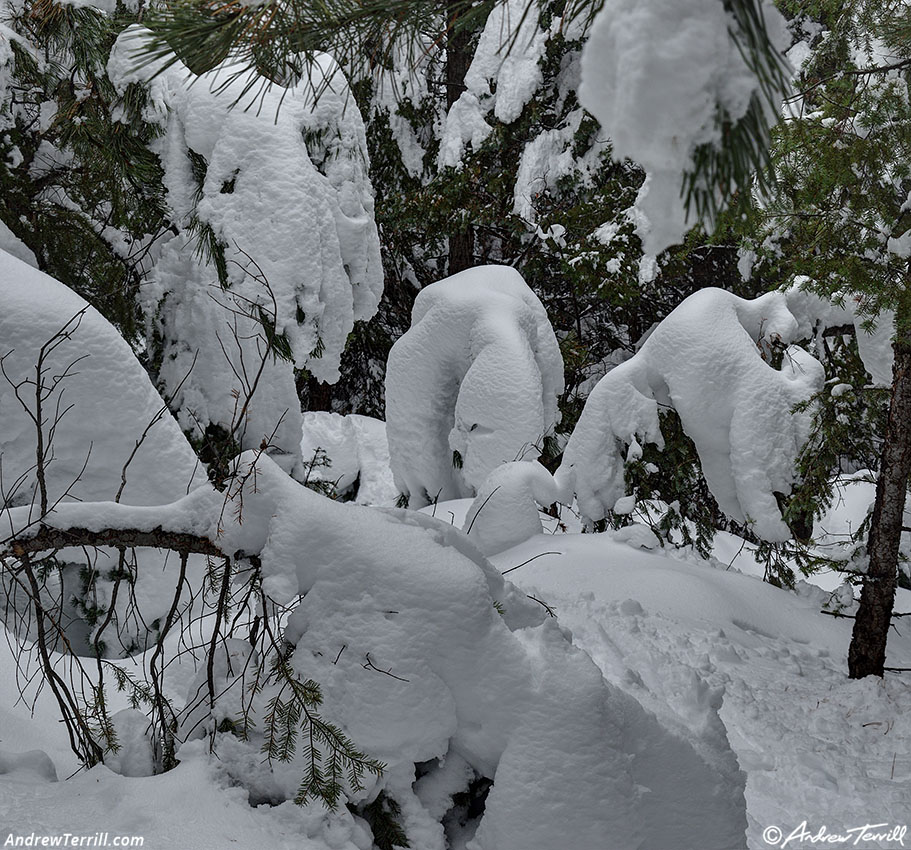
[557,287,824,541]
[385,265,564,507]
[106,28,383,473]
[0,251,208,660]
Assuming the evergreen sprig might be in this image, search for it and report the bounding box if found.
[261,657,384,810]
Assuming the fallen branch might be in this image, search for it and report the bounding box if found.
[4,524,226,560]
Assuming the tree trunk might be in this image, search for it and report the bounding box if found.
[445,0,475,276]
[848,328,911,678]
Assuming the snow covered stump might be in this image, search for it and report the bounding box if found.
[385,265,563,507]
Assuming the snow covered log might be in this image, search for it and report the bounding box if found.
[107,28,383,470]
[385,265,563,507]
[0,451,747,849]
[557,288,824,540]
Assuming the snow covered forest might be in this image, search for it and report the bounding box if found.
[3,0,911,847]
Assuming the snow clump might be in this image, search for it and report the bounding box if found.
[578,0,788,254]
[463,461,563,555]
[107,28,383,471]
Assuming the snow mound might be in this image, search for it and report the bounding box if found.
[463,461,562,555]
[385,265,563,507]
[0,250,202,509]
[557,288,824,540]
[5,453,746,848]
[579,0,788,254]
[0,749,57,782]
[107,28,383,464]
[300,411,397,504]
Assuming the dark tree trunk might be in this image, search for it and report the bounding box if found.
[445,0,475,276]
[848,328,911,678]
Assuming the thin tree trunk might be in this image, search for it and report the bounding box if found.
[848,327,911,678]
[445,0,475,276]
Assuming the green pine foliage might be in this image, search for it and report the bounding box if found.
[0,0,166,340]
[260,657,385,810]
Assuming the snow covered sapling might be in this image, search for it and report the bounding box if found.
[385,265,564,507]
[745,4,911,676]
[106,27,383,474]
[557,287,824,541]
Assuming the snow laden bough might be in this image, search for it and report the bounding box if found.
[2,451,747,850]
[385,265,564,507]
[557,288,825,541]
[578,0,789,256]
[106,28,383,471]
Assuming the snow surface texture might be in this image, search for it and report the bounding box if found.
[300,411,397,505]
[107,28,383,465]
[492,531,911,850]
[578,0,788,254]
[385,265,564,507]
[558,287,824,540]
[3,453,747,849]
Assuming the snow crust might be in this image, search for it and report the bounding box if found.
[558,288,824,540]
[578,0,788,254]
[107,28,383,465]
[385,265,563,507]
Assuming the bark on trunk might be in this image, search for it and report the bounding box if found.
[445,0,475,276]
[848,331,911,678]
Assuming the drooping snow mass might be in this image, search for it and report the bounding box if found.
[107,28,383,466]
[0,221,36,267]
[0,250,202,509]
[463,461,563,555]
[578,0,788,255]
[785,281,895,387]
[438,0,547,168]
[3,453,747,849]
[385,265,564,507]
[557,288,824,540]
